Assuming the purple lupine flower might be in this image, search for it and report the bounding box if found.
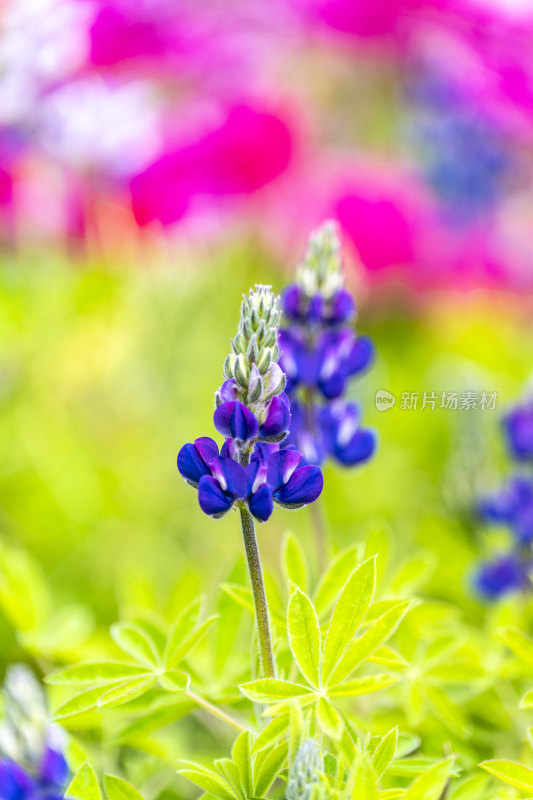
[474,554,528,601]
[479,476,533,544]
[503,402,533,461]
[280,220,376,470]
[198,456,248,518]
[266,448,323,509]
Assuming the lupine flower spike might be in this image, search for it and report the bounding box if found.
[178,284,323,678]
[0,665,69,800]
[474,394,533,600]
[279,220,376,563]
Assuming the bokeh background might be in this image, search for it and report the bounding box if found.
[2,0,533,795]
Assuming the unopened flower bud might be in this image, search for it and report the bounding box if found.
[287,740,322,800]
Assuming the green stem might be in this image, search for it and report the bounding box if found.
[186,691,245,732]
[238,503,276,679]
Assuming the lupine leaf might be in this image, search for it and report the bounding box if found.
[104,774,146,800]
[240,678,314,702]
[163,598,202,662]
[289,701,304,766]
[372,728,398,778]
[368,646,407,669]
[287,589,321,688]
[314,546,362,617]
[46,662,148,686]
[522,690,533,709]
[425,685,471,739]
[110,622,160,667]
[232,731,252,797]
[159,670,190,692]
[403,758,453,800]
[350,759,378,800]
[54,685,106,720]
[379,791,406,799]
[480,759,533,791]
[166,615,218,669]
[251,715,289,754]
[328,673,398,696]
[282,531,308,590]
[316,696,344,739]
[328,601,411,686]
[97,676,158,708]
[65,762,102,800]
[323,557,376,682]
[253,742,288,796]
[177,763,236,800]
[214,759,243,799]
[499,627,533,667]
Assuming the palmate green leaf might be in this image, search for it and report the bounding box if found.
[110,622,159,667]
[403,758,454,800]
[46,661,149,686]
[328,673,398,697]
[368,646,407,669]
[388,759,457,780]
[111,697,194,744]
[232,731,252,797]
[177,762,236,800]
[425,685,471,739]
[105,774,146,800]
[164,597,202,665]
[165,615,217,670]
[327,602,412,686]
[96,676,158,708]
[282,531,308,590]
[499,627,533,667]
[316,696,344,739]
[322,557,376,682]
[54,686,105,720]
[214,758,244,800]
[65,762,102,800]
[289,701,304,766]
[449,774,490,800]
[313,545,362,617]
[240,678,314,703]
[372,728,398,778]
[159,670,190,692]
[251,715,289,754]
[253,741,288,796]
[481,759,533,792]
[287,589,321,688]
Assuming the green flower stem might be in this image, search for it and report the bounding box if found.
[237,452,276,678]
[186,691,246,732]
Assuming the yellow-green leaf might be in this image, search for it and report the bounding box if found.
[282,531,308,590]
[481,759,533,792]
[46,662,148,686]
[287,588,321,688]
[104,774,145,800]
[240,678,314,703]
[403,758,453,800]
[372,728,398,778]
[316,696,344,739]
[97,676,157,708]
[328,673,398,697]
[65,762,102,800]
[110,622,159,667]
[159,670,190,692]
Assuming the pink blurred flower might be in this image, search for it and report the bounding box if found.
[130,104,294,227]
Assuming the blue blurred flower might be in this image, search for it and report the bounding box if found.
[503,401,533,461]
[279,220,376,467]
[474,554,528,601]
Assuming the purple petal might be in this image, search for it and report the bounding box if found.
[326,288,356,324]
[0,760,36,798]
[274,465,324,507]
[245,458,268,496]
[198,475,234,517]
[281,284,303,320]
[218,379,238,403]
[335,428,377,465]
[214,401,259,441]
[267,449,302,491]
[504,405,533,460]
[260,392,291,440]
[40,747,69,788]
[475,554,525,600]
[207,457,247,499]
[348,335,374,375]
[249,483,273,522]
[308,294,324,322]
[177,437,219,486]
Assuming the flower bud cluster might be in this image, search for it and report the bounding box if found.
[279,220,376,468]
[286,740,323,800]
[475,396,533,600]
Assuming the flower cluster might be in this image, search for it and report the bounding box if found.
[178,285,323,522]
[475,398,533,600]
[0,666,69,800]
[279,220,376,467]
[286,739,323,800]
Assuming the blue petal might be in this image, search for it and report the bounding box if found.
[281,284,303,320]
[249,484,274,522]
[274,465,323,508]
[308,294,324,323]
[515,506,533,543]
[177,438,218,486]
[474,555,525,600]
[503,406,533,460]
[40,747,69,788]
[208,457,247,500]
[335,428,377,465]
[0,760,36,800]
[198,476,234,517]
[260,392,291,440]
[214,401,259,442]
[267,449,302,491]
[347,335,374,375]
[326,288,356,324]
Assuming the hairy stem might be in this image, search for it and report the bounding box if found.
[186,691,246,732]
[238,501,276,679]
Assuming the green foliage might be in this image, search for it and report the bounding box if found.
[66,762,146,800]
